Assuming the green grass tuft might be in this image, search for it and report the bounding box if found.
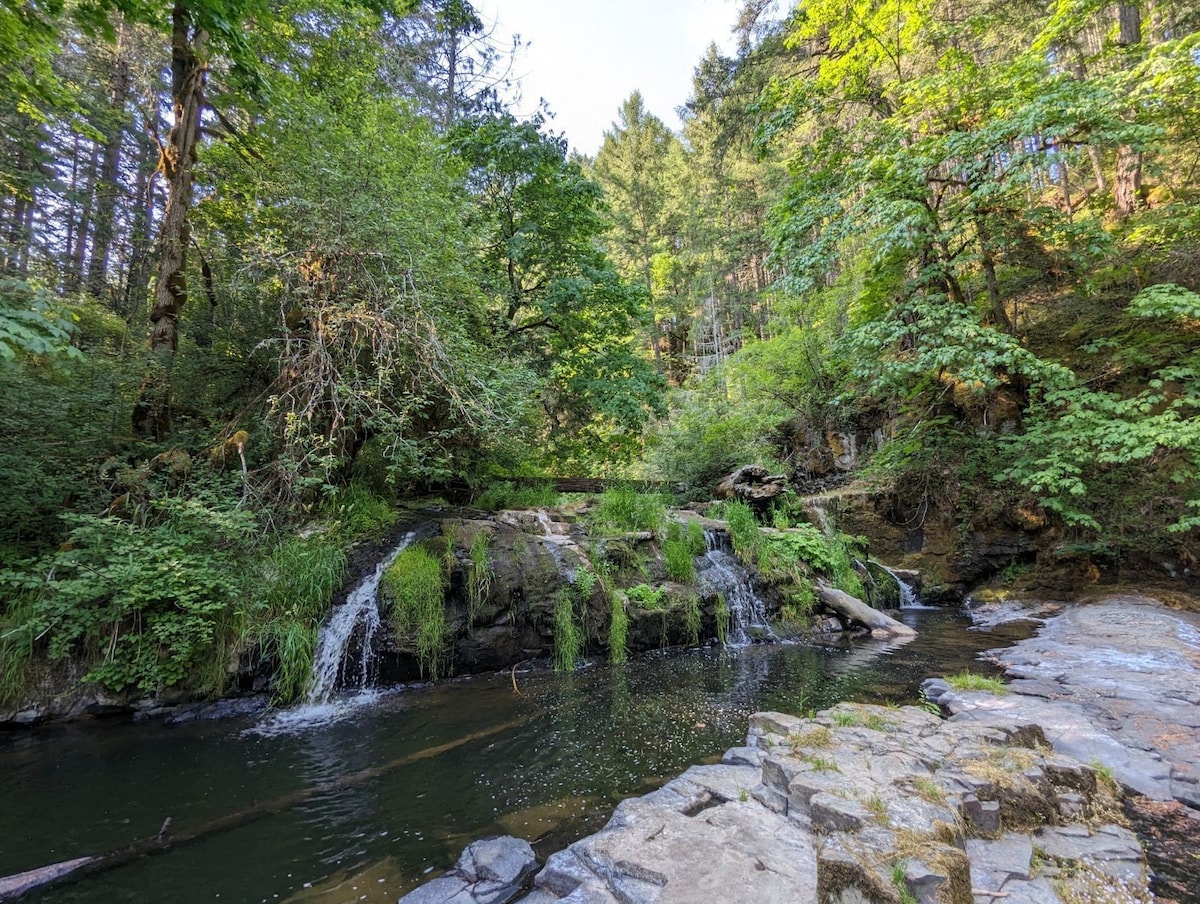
[662,520,697,582]
[553,588,584,671]
[474,480,559,511]
[591,484,666,535]
[383,546,450,680]
[945,670,1008,694]
[609,589,628,664]
[715,500,761,562]
[466,530,492,623]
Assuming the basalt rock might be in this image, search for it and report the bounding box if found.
[412,699,1151,904]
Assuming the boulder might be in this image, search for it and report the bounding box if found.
[399,836,538,904]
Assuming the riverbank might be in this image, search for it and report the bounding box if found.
[405,592,1200,904]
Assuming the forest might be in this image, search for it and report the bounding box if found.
[1,0,1198,705]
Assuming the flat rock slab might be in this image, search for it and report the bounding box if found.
[944,594,1200,807]
[542,799,818,904]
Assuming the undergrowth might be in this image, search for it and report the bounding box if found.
[474,480,559,511]
[590,484,666,536]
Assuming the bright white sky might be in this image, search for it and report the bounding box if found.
[475,0,742,156]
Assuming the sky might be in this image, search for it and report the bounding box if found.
[474,0,742,156]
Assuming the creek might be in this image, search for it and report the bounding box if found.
[0,610,1035,904]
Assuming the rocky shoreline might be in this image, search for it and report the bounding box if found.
[402,593,1200,904]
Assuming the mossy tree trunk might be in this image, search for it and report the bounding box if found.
[133,1,207,437]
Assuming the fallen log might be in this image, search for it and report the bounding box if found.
[816,584,917,636]
[0,714,533,902]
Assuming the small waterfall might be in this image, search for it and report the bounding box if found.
[876,563,936,610]
[698,530,775,645]
[307,530,418,704]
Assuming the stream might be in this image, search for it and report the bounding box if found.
[0,609,1035,904]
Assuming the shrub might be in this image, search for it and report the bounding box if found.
[624,583,666,609]
[759,526,866,599]
[383,546,449,679]
[0,496,260,695]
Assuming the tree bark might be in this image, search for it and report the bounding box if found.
[1113,3,1143,219]
[816,585,917,636]
[133,1,207,437]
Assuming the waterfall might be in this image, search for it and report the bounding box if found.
[698,530,775,645]
[876,563,935,610]
[306,530,418,704]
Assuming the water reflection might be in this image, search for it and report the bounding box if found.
[0,608,1034,904]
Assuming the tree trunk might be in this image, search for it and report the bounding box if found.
[643,258,663,375]
[6,140,35,276]
[1113,3,1142,219]
[816,585,917,636]
[133,1,207,437]
[122,132,158,319]
[981,245,1012,334]
[69,141,100,291]
[87,30,132,298]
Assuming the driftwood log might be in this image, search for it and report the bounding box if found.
[816,585,917,636]
[0,715,533,902]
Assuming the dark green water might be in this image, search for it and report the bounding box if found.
[0,609,1032,904]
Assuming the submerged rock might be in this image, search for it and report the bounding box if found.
[399,836,537,904]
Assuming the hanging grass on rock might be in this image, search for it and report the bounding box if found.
[553,588,584,671]
[662,520,697,582]
[682,594,701,645]
[466,530,492,624]
[715,594,730,647]
[383,546,449,680]
[253,535,349,702]
[608,589,628,664]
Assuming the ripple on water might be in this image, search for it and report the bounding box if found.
[246,690,387,737]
